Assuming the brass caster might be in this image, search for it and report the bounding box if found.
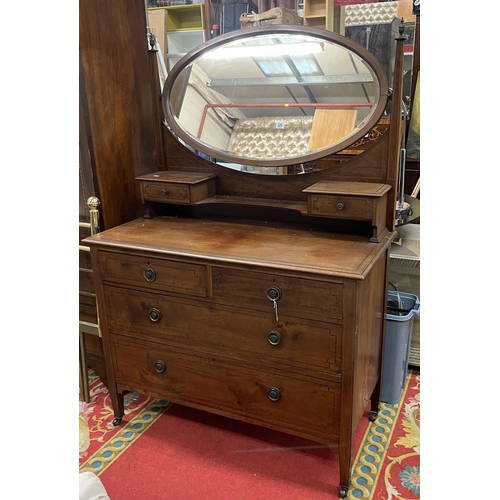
[112,416,123,426]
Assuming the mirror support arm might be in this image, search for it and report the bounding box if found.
[385,19,408,232]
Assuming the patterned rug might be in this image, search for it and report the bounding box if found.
[79,370,420,499]
[79,371,170,470]
[354,372,420,499]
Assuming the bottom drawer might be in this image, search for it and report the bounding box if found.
[111,336,341,439]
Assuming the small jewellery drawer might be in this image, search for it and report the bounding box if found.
[102,286,343,374]
[303,180,391,222]
[142,182,191,203]
[96,251,207,297]
[308,194,374,220]
[111,337,341,438]
[212,267,343,322]
[137,171,217,204]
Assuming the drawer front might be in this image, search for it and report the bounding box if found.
[212,267,343,322]
[97,252,207,297]
[111,337,341,438]
[103,286,343,374]
[142,181,190,203]
[308,195,373,220]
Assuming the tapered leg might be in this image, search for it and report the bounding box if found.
[338,438,353,498]
[327,444,350,499]
[110,391,125,426]
[338,453,351,498]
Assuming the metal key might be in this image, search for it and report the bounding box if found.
[266,285,282,322]
[273,299,279,321]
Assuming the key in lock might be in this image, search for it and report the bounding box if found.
[266,285,282,321]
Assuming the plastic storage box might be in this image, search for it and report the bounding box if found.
[380,290,420,404]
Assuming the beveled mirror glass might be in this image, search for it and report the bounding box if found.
[162,25,388,174]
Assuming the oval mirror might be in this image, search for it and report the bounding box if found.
[162,25,388,174]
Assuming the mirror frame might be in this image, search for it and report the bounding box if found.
[162,25,389,169]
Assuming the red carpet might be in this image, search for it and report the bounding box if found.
[80,371,420,499]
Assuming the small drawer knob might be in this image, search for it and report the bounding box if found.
[267,330,282,346]
[154,360,166,373]
[266,285,282,302]
[148,308,162,322]
[161,189,169,196]
[267,387,281,402]
[336,202,345,210]
[144,267,156,282]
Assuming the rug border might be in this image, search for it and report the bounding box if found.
[80,398,172,475]
[347,370,416,499]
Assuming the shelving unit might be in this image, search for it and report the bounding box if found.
[302,0,345,34]
[166,30,205,70]
[303,0,333,31]
[165,4,206,71]
[166,4,205,30]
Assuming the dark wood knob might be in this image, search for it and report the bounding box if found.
[267,387,281,402]
[266,285,281,302]
[148,308,162,322]
[267,330,282,346]
[154,360,166,373]
[144,267,156,282]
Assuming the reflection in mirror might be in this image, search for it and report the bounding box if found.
[164,27,388,174]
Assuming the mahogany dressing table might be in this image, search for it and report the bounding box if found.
[83,24,407,498]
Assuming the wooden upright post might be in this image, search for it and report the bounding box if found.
[385,20,407,232]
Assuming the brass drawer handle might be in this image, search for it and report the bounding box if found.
[267,330,282,346]
[154,360,166,373]
[161,189,169,196]
[267,387,281,402]
[144,267,156,282]
[336,202,345,210]
[148,308,162,322]
[266,285,282,302]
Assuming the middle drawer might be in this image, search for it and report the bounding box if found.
[103,286,343,376]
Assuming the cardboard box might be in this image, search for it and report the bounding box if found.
[240,7,302,29]
[148,7,168,60]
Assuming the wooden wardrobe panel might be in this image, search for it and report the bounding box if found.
[79,0,160,230]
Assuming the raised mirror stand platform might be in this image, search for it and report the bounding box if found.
[137,171,391,242]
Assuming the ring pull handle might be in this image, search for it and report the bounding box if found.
[144,267,156,282]
[267,387,281,402]
[148,308,162,322]
[336,202,345,210]
[154,360,166,373]
[267,330,282,346]
[266,286,282,302]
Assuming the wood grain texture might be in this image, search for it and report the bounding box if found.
[102,285,343,378]
[79,0,160,230]
[304,181,391,197]
[82,9,402,494]
[163,127,391,201]
[88,216,392,492]
[111,335,342,439]
[97,251,208,297]
[308,109,358,152]
[385,35,406,231]
[84,216,393,280]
